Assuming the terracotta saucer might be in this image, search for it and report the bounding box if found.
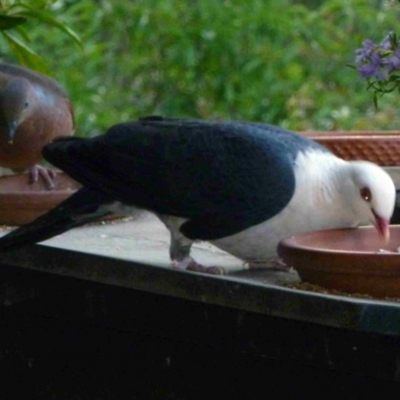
[0,172,81,225]
[302,131,400,166]
[278,225,400,298]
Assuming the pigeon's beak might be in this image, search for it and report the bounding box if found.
[7,121,17,144]
[373,211,390,244]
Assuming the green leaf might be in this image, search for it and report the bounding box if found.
[14,24,31,43]
[346,63,356,70]
[373,93,378,109]
[14,5,82,49]
[0,14,27,30]
[1,31,49,73]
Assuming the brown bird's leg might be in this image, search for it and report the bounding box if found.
[27,165,57,189]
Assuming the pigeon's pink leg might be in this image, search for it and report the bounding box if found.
[172,257,225,275]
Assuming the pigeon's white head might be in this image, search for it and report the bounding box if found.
[346,161,395,243]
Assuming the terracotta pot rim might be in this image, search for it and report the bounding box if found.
[302,131,400,141]
[0,171,79,225]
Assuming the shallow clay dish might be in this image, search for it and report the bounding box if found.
[278,225,400,298]
[0,172,81,225]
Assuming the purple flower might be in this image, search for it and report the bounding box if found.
[357,52,387,80]
[381,33,393,50]
[355,39,376,63]
[353,32,400,105]
[384,48,400,71]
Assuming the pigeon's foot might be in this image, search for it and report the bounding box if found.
[28,165,57,189]
[245,258,291,272]
[172,257,225,275]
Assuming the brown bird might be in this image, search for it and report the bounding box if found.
[0,63,74,188]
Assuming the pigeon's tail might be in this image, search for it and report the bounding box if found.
[0,187,113,252]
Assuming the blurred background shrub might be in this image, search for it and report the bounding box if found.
[1,0,400,136]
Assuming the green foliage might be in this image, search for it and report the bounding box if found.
[8,0,400,135]
[0,0,81,72]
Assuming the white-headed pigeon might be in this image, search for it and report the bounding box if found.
[0,116,395,274]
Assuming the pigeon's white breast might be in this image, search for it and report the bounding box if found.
[211,150,358,262]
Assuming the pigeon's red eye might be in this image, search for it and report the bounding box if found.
[360,187,372,202]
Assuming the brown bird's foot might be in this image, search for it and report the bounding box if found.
[245,258,291,272]
[172,257,225,275]
[28,165,57,189]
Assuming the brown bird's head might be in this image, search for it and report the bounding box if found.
[0,77,36,144]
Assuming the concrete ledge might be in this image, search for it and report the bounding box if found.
[0,212,399,336]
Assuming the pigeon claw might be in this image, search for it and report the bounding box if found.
[172,257,225,275]
[28,165,57,190]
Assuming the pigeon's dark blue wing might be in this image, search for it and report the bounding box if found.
[0,187,113,251]
[42,117,315,240]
